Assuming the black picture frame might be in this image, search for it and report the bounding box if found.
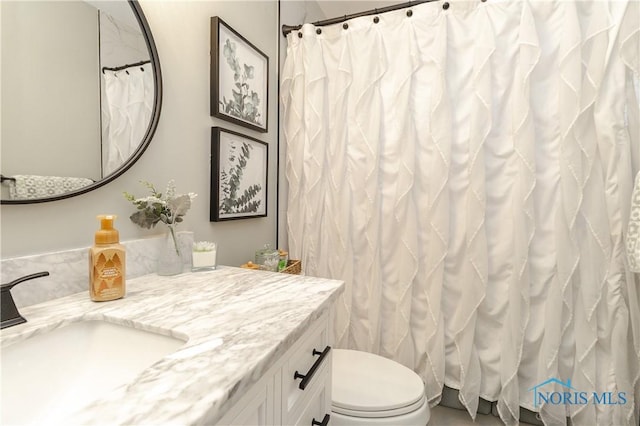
[210,17,269,133]
[210,127,268,221]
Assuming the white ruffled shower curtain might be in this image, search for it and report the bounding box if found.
[281,1,640,425]
[101,63,153,176]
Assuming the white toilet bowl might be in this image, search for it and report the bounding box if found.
[331,349,430,426]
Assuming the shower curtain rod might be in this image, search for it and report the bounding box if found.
[281,0,439,37]
[102,60,151,73]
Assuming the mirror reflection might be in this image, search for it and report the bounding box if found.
[1,0,156,202]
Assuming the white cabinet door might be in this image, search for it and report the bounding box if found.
[216,311,332,426]
[282,315,330,423]
[216,375,274,426]
[290,362,331,426]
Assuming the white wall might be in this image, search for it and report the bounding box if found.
[0,0,279,269]
[313,0,405,20]
[99,9,149,69]
[1,1,101,185]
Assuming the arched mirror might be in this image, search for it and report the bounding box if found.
[0,0,162,204]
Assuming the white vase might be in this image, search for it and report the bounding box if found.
[157,224,182,276]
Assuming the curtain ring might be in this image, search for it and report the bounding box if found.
[443,2,450,10]
[373,16,379,24]
[316,28,322,35]
[343,22,349,30]
[407,10,413,17]
[298,32,303,38]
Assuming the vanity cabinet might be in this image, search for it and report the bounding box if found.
[215,371,275,425]
[216,311,332,426]
[2,268,344,425]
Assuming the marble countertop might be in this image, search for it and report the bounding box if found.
[0,267,344,425]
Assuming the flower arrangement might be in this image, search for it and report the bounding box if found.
[124,180,197,229]
[124,180,197,261]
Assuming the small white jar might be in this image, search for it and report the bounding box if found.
[192,241,217,271]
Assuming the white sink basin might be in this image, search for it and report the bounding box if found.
[1,320,186,425]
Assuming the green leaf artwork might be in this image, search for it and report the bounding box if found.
[219,38,262,126]
[219,142,263,215]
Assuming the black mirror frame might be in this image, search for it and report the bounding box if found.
[1,0,162,205]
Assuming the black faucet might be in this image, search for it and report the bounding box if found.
[1,271,49,329]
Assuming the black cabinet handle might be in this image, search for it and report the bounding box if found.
[312,414,330,426]
[294,345,331,390]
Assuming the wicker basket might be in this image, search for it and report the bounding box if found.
[281,259,301,275]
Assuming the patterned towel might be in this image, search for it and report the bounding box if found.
[8,175,94,200]
[628,171,640,272]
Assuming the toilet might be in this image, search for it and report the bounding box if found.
[331,349,430,425]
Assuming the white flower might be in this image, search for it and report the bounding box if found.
[165,179,176,199]
[135,196,166,206]
[193,241,216,252]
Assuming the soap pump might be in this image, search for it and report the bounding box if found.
[89,215,125,301]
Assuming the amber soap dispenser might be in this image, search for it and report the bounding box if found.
[89,215,125,301]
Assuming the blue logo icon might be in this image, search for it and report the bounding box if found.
[528,378,626,408]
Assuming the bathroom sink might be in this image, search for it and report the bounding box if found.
[1,319,185,425]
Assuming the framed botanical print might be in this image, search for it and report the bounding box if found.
[210,127,268,221]
[210,17,269,133]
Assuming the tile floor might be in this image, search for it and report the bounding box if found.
[429,405,535,425]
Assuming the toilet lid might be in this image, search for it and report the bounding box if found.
[332,349,426,417]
